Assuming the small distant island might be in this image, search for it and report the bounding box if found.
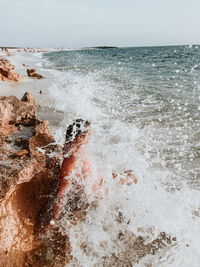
[84,46,118,50]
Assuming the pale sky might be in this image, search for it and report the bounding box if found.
[1,0,200,48]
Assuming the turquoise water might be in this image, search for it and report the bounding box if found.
[44,46,200,190]
[41,46,200,266]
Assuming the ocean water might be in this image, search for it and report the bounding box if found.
[40,46,200,266]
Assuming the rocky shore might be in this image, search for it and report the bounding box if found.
[0,53,88,265]
[0,54,178,266]
[0,94,177,266]
[0,92,72,266]
[0,58,23,82]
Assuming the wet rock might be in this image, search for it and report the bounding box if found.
[0,57,24,82]
[59,179,89,225]
[27,68,44,79]
[0,93,70,266]
[15,149,29,157]
[100,230,177,266]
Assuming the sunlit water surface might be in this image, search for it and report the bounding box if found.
[39,46,200,266]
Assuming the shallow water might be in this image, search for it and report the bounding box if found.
[37,46,200,266]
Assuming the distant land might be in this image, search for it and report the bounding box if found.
[0,47,23,49]
[0,46,118,50]
[84,46,118,49]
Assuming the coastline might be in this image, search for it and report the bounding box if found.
[0,50,64,128]
[1,46,199,266]
[0,50,53,102]
[0,51,71,266]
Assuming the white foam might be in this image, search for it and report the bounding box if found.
[41,55,200,266]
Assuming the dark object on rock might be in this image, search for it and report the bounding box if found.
[39,90,42,94]
[27,68,44,79]
[0,58,24,82]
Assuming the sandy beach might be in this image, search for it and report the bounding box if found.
[0,50,53,102]
[0,50,64,128]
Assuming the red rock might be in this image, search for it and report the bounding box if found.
[0,94,39,126]
[15,149,29,157]
[0,93,70,266]
[21,91,36,106]
[27,68,44,79]
[0,58,23,82]
[0,100,13,126]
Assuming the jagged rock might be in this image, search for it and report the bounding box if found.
[21,91,36,106]
[27,68,44,79]
[0,93,70,266]
[0,58,23,82]
[0,94,39,126]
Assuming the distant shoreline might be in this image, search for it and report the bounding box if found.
[1,44,199,52]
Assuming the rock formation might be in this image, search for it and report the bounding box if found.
[0,93,71,266]
[27,68,44,79]
[0,58,24,82]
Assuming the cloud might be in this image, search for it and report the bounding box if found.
[0,0,200,47]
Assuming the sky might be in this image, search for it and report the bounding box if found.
[1,0,200,48]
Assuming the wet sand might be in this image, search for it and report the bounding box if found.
[0,50,64,127]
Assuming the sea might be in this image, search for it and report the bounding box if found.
[37,45,200,266]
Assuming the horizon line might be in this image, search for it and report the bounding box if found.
[1,43,199,50]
